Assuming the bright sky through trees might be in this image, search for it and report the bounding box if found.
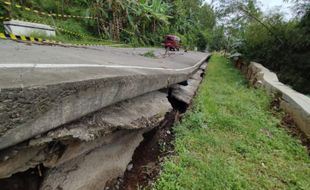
[205,0,294,19]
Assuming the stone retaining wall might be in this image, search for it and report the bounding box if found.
[235,61,310,138]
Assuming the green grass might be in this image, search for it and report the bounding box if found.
[154,54,310,190]
[0,24,4,33]
[142,50,157,58]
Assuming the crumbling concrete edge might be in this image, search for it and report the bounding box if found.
[0,91,172,179]
[0,55,211,190]
[0,54,211,150]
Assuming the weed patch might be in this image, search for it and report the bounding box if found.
[142,50,157,58]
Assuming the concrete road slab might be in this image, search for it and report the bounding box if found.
[0,40,210,150]
[0,40,206,88]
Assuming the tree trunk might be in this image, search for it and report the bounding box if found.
[97,18,102,38]
[61,0,64,16]
[153,20,156,33]
[116,16,120,41]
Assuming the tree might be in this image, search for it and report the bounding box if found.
[284,0,310,16]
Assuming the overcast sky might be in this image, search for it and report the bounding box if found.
[259,0,293,16]
[260,0,289,9]
[205,0,294,19]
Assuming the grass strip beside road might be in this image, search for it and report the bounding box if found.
[154,55,310,190]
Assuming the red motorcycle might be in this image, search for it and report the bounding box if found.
[163,35,180,51]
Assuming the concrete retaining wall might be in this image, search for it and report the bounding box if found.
[3,20,56,36]
[236,61,310,138]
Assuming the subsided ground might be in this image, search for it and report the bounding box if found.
[154,55,310,190]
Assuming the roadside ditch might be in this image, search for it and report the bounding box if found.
[271,97,310,155]
[232,56,310,155]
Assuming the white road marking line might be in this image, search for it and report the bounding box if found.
[0,56,207,71]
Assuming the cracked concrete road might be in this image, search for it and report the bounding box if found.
[0,40,207,88]
[0,39,210,150]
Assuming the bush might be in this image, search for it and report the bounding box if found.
[196,32,207,52]
[239,10,310,94]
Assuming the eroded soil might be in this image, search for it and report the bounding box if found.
[104,110,180,190]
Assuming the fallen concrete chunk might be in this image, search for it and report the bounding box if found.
[199,63,208,71]
[30,91,171,144]
[40,129,147,190]
[171,69,204,105]
[0,145,45,178]
[0,91,172,179]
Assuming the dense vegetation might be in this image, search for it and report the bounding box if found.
[155,55,310,189]
[0,0,309,93]
[212,0,310,94]
[0,0,216,49]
